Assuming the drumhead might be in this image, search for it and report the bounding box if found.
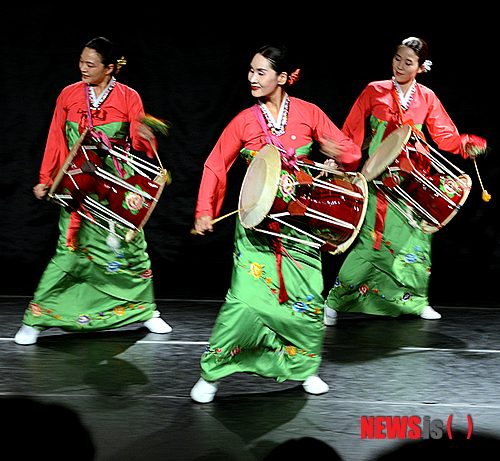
[329,172,369,255]
[125,169,170,242]
[239,144,281,228]
[361,125,412,181]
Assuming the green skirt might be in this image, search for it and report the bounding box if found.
[326,185,433,317]
[201,219,325,382]
[23,208,156,332]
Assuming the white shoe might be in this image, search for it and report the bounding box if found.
[302,374,329,395]
[144,311,172,333]
[324,303,337,326]
[190,377,219,403]
[14,325,41,345]
[420,306,442,320]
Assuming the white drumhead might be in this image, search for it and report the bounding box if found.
[361,125,412,181]
[238,145,281,228]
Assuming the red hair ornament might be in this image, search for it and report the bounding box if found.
[288,69,301,87]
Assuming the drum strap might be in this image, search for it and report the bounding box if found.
[251,104,284,149]
[64,86,103,248]
[392,86,426,142]
[84,83,128,179]
[65,84,126,247]
[251,104,307,304]
[250,104,306,169]
[371,87,428,250]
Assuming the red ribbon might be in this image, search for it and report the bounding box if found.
[268,221,289,304]
[373,189,389,250]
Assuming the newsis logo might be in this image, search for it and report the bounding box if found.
[361,415,473,440]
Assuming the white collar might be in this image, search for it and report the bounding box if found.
[392,77,416,110]
[259,94,289,129]
[89,76,116,107]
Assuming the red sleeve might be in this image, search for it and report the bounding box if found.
[342,85,372,149]
[424,90,462,156]
[126,87,156,159]
[195,116,244,218]
[311,104,362,171]
[39,91,70,185]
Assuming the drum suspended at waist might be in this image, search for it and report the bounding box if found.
[361,125,471,233]
[48,128,170,243]
[238,144,368,255]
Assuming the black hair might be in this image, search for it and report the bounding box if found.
[84,37,122,73]
[256,44,300,87]
[398,37,429,66]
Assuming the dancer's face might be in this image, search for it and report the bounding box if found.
[392,45,423,86]
[79,47,114,86]
[248,53,287,100]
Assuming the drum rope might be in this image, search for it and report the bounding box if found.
[253,227,321,249]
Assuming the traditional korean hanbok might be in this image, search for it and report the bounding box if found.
[18,78,166,337]
[195,95,361,383]
[326,78,479,317]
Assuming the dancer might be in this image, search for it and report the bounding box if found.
[325,37,487,324]
[15,37,171,345]
[191,45,361,403]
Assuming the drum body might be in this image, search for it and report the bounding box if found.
[239,145,368,254]
[107,174,165,230]
[299,176,367,249]
[48,130,168,241]
[55,148,110,202]
[362,126,471,233]
[410,173,471,233]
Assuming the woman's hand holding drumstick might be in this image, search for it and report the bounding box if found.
[318,136,342,176]
[312,136,340,177]
[193,215,214,235]
[192,204,255,235]
[33,183,49,200]
[462,134,490,202]
[319,136,343,160]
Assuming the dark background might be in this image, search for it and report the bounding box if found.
[1,7,497,307]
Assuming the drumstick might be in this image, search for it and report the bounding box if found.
[315,171,340,179]
[149,140,165,171]
[141,114,171,171]
[472,157,491,202]
[43,170,57,188]
[190,204,255,235]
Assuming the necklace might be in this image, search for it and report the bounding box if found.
[392,77,416,112]
[259,95,289,136]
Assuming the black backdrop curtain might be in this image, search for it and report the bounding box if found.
[1,7,497,307]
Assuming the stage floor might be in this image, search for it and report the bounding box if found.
[2,296,500,460]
